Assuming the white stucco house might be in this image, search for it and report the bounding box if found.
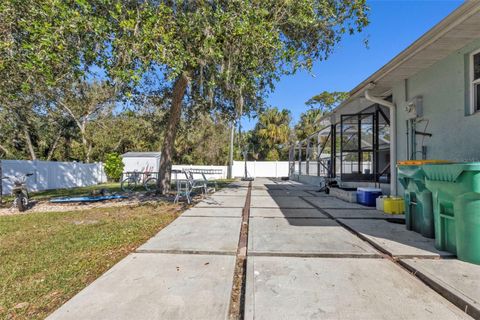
[291,1,480,195]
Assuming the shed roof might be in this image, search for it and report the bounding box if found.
[121,152,161,158]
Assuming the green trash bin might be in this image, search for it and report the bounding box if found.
[397,162,435,238]
[423,163,480,264]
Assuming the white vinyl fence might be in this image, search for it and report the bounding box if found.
[172,161,289,179]
[1,160,107,195]
[172,164,227,179]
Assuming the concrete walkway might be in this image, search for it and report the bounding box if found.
[246,178,478,320]
[48,178,479,319]
[48,184,247,320]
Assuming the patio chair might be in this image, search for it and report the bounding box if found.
[173,170,206,204]
[174,178,192,204]
[201,172,217,193]
[184,170,207,196]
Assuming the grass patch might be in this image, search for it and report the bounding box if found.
[0,203,182,319]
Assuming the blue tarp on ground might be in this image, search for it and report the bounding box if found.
[50,195,127,203]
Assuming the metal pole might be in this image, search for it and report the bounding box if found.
[305,138,310,176]
[298,144,302,176]
[227,121,235,179]
[316,133,320,176]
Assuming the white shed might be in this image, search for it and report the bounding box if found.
[121,152,161,173]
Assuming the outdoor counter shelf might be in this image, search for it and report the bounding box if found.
[423,163,480,264]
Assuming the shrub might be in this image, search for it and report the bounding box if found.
[104,153,124,181]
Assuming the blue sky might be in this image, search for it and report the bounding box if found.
[242,0,463,130]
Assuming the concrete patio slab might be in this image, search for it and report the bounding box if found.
[196,195,246,208]
[47,253,235,320]
[228,181,251,188]
[250,189,312,197]
[324,208,405,219]
[250,196,313,209]
[137,216,241,254]
[214,187,248,196]
[262,184,290,190]
[401,259,480,318]
[250,208,328,218]
[339,219,454,258]
[181,207,243,217]
[305,190,331,197]
[248,218,378,257]
[286,185,321,191]
[303,196,376,209]
[245,256,472,320]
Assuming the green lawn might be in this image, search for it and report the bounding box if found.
[0,203,181,319]
[0,178,236,319]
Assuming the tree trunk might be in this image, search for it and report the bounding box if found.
[24,128,36,160]
[86,142,92,163]
[47,130,63,161]
[80,120,90,163]
[157,72,190,194]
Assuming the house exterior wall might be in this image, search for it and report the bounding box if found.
[292,38,480,194]
[392,38,480,193]
[393,38,480,162]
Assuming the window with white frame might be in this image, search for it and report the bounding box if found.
[471,50,480,113]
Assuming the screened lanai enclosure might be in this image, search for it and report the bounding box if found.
[289,104,391,188]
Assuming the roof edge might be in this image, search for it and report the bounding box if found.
[316,0,480,125]
[349,0,480,97]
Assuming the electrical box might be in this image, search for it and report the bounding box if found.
[405,96,423,119]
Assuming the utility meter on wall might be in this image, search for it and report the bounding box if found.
[405,96,423,119]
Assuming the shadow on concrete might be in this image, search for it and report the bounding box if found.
[252,177,449,258]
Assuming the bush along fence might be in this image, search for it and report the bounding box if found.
[0,160,107,195]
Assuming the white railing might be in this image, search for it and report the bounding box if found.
[1,160,107,195]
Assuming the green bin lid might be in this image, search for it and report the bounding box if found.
[423,162,480,182]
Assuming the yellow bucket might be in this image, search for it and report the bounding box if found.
[384,197,404,214]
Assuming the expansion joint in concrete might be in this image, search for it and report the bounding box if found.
[228,182,252,320]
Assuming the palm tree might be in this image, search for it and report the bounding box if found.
[295,108,324,141]
[253,107,291,160]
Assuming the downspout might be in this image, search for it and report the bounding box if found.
[364,87,397,196]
